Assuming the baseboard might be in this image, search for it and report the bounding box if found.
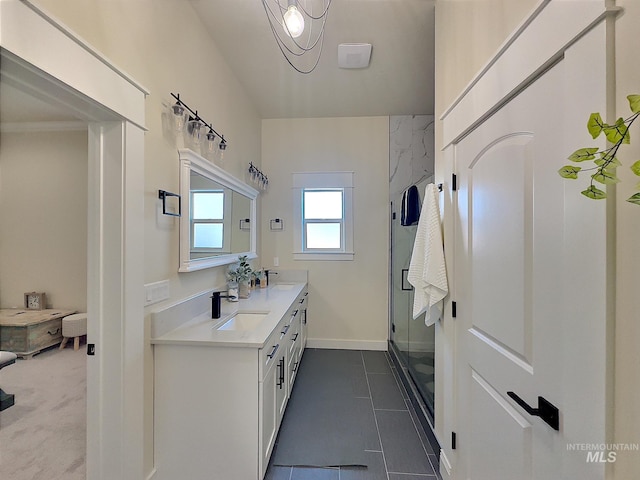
[145,467,157,480]
[306,338,387,351]
[440,450,452,479]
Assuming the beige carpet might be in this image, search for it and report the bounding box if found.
[0,345,86,480]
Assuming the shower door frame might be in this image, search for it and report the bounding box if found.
[389,183,440,459]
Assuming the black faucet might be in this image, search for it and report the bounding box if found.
[211,291,236,319]
[264,270,278,286]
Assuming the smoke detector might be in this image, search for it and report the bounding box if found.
[338,43,372,69]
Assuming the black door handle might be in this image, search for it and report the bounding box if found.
[401,268,413,291]
[507,391,559,431]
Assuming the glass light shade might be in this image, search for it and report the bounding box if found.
[283,5,304,38]
[172,103,187,132]
[205,131,217,157]
[188,119,203,145]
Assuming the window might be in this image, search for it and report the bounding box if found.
[191,190,225,251]
[303,189,343,249]
[293,172,354,260]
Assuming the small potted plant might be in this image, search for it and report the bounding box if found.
[228,255,253,298]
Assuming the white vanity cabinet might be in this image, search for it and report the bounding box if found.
[152,283,308,480]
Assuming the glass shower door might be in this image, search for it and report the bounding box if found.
[390,180,435,418]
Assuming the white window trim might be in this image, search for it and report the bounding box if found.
[292,172,354,261]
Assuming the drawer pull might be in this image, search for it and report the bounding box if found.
[277,358,285,388]
[48,328,60,336]
[292,333,299,342]
[266,344,279,359]
[291,309,299,317]
[299,298,305,304]
[280,324,290,336]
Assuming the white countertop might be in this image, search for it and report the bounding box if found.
[150,282,306,349]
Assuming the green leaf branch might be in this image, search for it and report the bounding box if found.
[559,94,640,205]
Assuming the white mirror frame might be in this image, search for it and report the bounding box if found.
[178,148,258,272]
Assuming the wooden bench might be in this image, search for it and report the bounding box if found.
[0,309,76,358]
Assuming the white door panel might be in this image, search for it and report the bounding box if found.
[469,134,533,360]
[469,369,532,480]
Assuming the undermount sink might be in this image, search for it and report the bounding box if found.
[217,312,268,331]
[272,283,295,291]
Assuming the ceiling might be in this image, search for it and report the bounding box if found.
[0,0,435,124]
[189,0,436,119]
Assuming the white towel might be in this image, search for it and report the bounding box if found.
[407,184,448,326]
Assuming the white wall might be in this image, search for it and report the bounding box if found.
[261,117,390,350]
[29,1,262,476]
[0,130,88,312]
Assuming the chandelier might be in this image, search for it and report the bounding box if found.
[260,0,332,74]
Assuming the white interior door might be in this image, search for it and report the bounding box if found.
[452,23,611,480]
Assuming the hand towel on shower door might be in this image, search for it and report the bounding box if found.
[407,183,448,326]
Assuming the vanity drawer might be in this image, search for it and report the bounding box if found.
[260,319,285,381]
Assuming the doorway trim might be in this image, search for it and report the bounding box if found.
[1,2,148,479]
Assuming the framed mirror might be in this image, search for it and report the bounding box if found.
[178,149,258,272]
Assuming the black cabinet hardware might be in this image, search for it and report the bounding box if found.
[280,324,290,336]
[47,328,60,335]
[452,431,457,449]
[87,343,95,356]
[277,358,285,389]
[267,344,279,359]
[291,309,299,317]
[507,391,559,431]
[302,309,307,324]
[292,333,299,342]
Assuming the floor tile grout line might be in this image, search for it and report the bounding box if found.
[389,361,439,471]
[386,351,441,480]
[402,395,441,478]
[387,472,438,477]
[362,350,392,480]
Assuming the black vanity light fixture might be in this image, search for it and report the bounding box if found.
[248,162,269,191]
[170,93,229,153]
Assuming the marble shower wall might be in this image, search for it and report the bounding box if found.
[389,115,435,199]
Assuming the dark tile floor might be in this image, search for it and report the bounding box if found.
[265,349,441,480]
